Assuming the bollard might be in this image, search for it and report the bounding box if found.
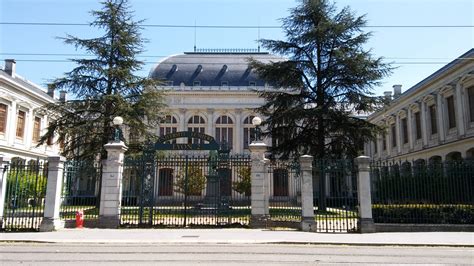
[75,210,84,228]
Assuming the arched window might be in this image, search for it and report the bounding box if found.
[243,115,255,150]
[215,115,233,149]
[187,115,205,144]
[159,115,178,144]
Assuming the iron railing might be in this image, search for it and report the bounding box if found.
[312,159,359,233]
[370,160,474,224]
[60,160,102,222]
[1,160,48,231]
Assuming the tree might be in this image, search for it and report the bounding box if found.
[232,166,251,196]
[250,0,391,160]
[174,164,206,196]
[39,0,165,160]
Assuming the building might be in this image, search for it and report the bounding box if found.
[149,49,283,153]
[365,49,474,162]
[0,59,61,163]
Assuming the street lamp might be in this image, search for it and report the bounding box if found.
[112,116,123,142]
[252,116,262,142]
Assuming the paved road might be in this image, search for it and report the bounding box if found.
[1,243,473,265]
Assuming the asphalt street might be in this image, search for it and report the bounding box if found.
[1,243,473,265]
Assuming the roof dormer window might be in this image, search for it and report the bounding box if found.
[193,81,201,86]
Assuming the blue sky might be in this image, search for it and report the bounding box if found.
[1,0,473,95]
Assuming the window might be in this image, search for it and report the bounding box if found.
[16,110,25,139]
[187,115,205,144]
[414,112,421,140]
[249,81,256,86]
[401,118,408,144]
[158,168,173,196]
[468,86,474,122]
[382,134,387,151]
[159,115,178,144]
[373,140,378,154]
[193,81,201,86]
[215,115,233,149]
[0,104,7,134]
[273,168,289,197]
[446,96,456,129]
[243,116,256,149]
[32,117,41,143]
[221,81,228,86]
[429,105,437,135]
[391,124,397,148]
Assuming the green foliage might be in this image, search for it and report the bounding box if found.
[6,168,47,208]
[250,0,390,159]
[174,164,206,196]
[232,166,251,196]
[39,0,165,160]
[373,205,474,224]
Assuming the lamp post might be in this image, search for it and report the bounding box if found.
[112,116,123,142]
[251,116,262,142]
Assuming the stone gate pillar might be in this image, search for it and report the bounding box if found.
[249,141,269,228]
[300,155,316,231]
[98,141,128,228]
[0,156,10,229]
[40,156,66,231]
[355,155,376,233]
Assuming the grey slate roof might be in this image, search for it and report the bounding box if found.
[149,52,284,87]
[0,70,53,100]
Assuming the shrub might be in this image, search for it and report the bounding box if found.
[372,204,474,224]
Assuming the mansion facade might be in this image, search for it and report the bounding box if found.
[0,59,61,162]
[149,50,282,153]
[365,49,474,162]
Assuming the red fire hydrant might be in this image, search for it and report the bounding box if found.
[75,210,84,228]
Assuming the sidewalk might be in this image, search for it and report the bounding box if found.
[1,228,473,246]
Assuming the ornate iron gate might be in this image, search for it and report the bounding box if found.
[1,160,48,231]
[120,131,251,227]
[313,159,359,232]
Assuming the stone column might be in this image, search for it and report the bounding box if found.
[355,156,375,233]
[207,108,215,137]
[300,155,315,231]
[98,141,128,228]
[234,109,242,153]
[455,81,465,136]
[407,108,414,150]
[436,94,445,142]
[421,101,428,147]
[249,141,269,228]
[178,108,186,144]
[0,157,10,229]
[395,114,401,153]
[40,156,66,231]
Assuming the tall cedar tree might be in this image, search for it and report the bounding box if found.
[39,0,165,160]
[250,0,390,159]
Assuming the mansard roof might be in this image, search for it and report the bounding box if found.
[149,51,283,87]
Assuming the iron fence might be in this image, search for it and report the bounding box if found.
[370,160,474,224]
[312,159,359,233]
[121,154,251,227]
[60,160,102,223]
[1,160,48,231]
[267,160,301,223]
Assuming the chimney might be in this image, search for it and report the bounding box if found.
[47,85,55,98]
[383,91,392,101]
[4,59,16,76]
[59,91,67,102]
[393,84,402,98]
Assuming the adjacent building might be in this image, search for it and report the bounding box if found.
[0,59,61,163]
[365,49,474,162]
